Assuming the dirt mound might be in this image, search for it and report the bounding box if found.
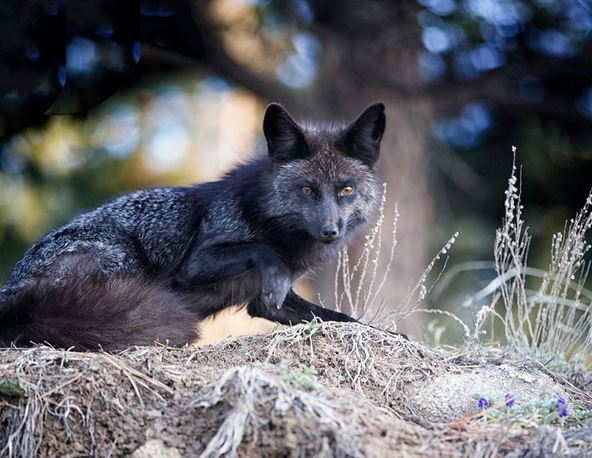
[1,322,590,457]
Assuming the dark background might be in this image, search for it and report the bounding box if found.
[1,0,591,339]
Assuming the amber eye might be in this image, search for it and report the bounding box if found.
[301,186,313,195]
[339,186,354,197]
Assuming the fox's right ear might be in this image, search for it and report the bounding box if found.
[263,103,310,163]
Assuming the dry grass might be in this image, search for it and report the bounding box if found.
[464,148,592,367]
[2,323,590,457]
[331,152,591,371]
[192,366,360,457]
[331,183,460,336]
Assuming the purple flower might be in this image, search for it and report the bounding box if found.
[478,397,489,409]
[504,392,515,408]
[556,396,568,418]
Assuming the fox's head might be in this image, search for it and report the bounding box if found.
[263,102,385,244]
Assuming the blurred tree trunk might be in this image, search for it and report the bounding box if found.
[305,1,433,326]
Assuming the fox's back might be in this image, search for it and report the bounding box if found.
[2,186,206,290]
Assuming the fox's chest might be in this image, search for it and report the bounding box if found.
[283,241,343,276]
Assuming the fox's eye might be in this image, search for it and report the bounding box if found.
[339,186,354,197]
[301,186,313,196]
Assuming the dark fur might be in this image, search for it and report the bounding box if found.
[0,256,200,351]
[0,102,386,351]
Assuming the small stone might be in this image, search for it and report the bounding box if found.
[132,440,181,458]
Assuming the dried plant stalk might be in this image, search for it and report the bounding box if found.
[467,147,592,364]
[332,182,459,335]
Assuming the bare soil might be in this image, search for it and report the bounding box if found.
[1,322,590,457]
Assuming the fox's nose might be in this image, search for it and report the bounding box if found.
[320,225,339,241]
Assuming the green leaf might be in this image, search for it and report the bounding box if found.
[0,379,25,397]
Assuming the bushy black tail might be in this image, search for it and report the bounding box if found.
[0,270,201,351]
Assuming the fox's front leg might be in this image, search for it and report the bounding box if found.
[247,289,356,325]
[248,292,409,340]
[175,242,291,309]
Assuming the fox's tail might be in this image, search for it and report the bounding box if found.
[0,269,201,351]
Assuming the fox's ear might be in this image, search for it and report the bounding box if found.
[263,103,310,163]
[337,102,386,167]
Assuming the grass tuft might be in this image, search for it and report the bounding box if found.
[466,147,592,366]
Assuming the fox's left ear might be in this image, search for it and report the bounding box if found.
[337,102,386,167]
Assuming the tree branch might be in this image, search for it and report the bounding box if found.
[179,1,296,106]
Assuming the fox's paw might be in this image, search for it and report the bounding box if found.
[261,265,291,309]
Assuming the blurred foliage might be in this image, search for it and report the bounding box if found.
[0,74,261,280]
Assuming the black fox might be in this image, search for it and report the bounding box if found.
[0,102,386,351]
